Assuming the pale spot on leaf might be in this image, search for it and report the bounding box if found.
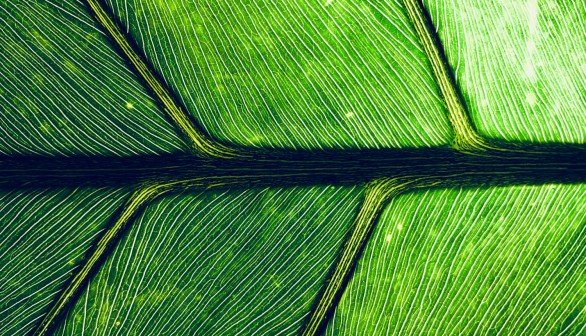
[526,92,537,106]
[524,60,536,79]
[526,0,539,34]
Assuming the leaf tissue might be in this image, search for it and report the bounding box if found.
[0,0,584,335]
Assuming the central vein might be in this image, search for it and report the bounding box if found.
[27,2,586,336]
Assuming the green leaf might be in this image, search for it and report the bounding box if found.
[1,0,585,335]
[424,0,586,144]
[55,186,362,335]
[326,184,586,335]
[0,187,129,335]
[0,0,185,156]
[102,0,454,149]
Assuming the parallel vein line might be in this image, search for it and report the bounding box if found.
[82,0,243,158]
[402,0,486,151]
[302,176,441,335]
[33,184,172,336]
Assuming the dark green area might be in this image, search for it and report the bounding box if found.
[55,187,362,335]
[0,0,584,335]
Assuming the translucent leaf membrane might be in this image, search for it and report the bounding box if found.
[104,0,453,150]
[0,0,186,156]
[0,187,128,335]
[57,186,363,335]
[326,184,586,335]
[424,0,586,144]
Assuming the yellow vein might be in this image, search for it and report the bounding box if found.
[302,176,441,336]
[402,0,486,151]
[83,0,243,158]
[33,183,172,336]
[31,175,271,335]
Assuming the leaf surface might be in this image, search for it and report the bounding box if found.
[0,1,186,156]
[101,0,454,150]
[0,0,585,335]
[56,186,362,335]
[326,184,586,335]
[424,0,586,143]
[0,187,129,335]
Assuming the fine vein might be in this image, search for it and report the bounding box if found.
[33,184,172,336]
[402,0,486,151]
[83,0,242,158]
[14,1,586,335]
[302,177,442,336]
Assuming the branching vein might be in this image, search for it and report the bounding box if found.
[402,0,486,151]
[302,176,443,336]
[33,184,172,336]
[83,0,244,158]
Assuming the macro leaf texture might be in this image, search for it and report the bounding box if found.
[326,185,586,335]
[425,0,586,143]
[0,0,584,335]
[0,0,185,156]
[56,186,362,335]
[0,187,129,335]
[102,0,454,150]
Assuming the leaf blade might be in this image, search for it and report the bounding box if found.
[326,184,586,335]
[424,0,586,144]
[102,0,454,150]
[0,0,186,156]
[56,186,363,335]
[0,187,129,335]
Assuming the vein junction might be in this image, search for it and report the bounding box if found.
[84,0,243,159]
[20,1,586,336]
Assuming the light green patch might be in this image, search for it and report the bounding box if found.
[63,60,80,74]
[30,29,50,48]
[39,121,51,135]
[424,0,586,144]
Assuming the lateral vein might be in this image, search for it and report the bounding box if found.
[402,0,486,151]
[33,183,172,336]
[301,176,442,336]
[83,0,243,158]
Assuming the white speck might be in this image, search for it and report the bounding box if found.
[526,39,536,53]
[524,0,538,81]
[325,0,333,6]
[526,92,537,106]
[125,102,134,109]
[345,111,355,118]
[385,234,392,242]
[397,223,403,231]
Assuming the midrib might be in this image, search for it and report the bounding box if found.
[2,146,586,189]
[25,0,586,335]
